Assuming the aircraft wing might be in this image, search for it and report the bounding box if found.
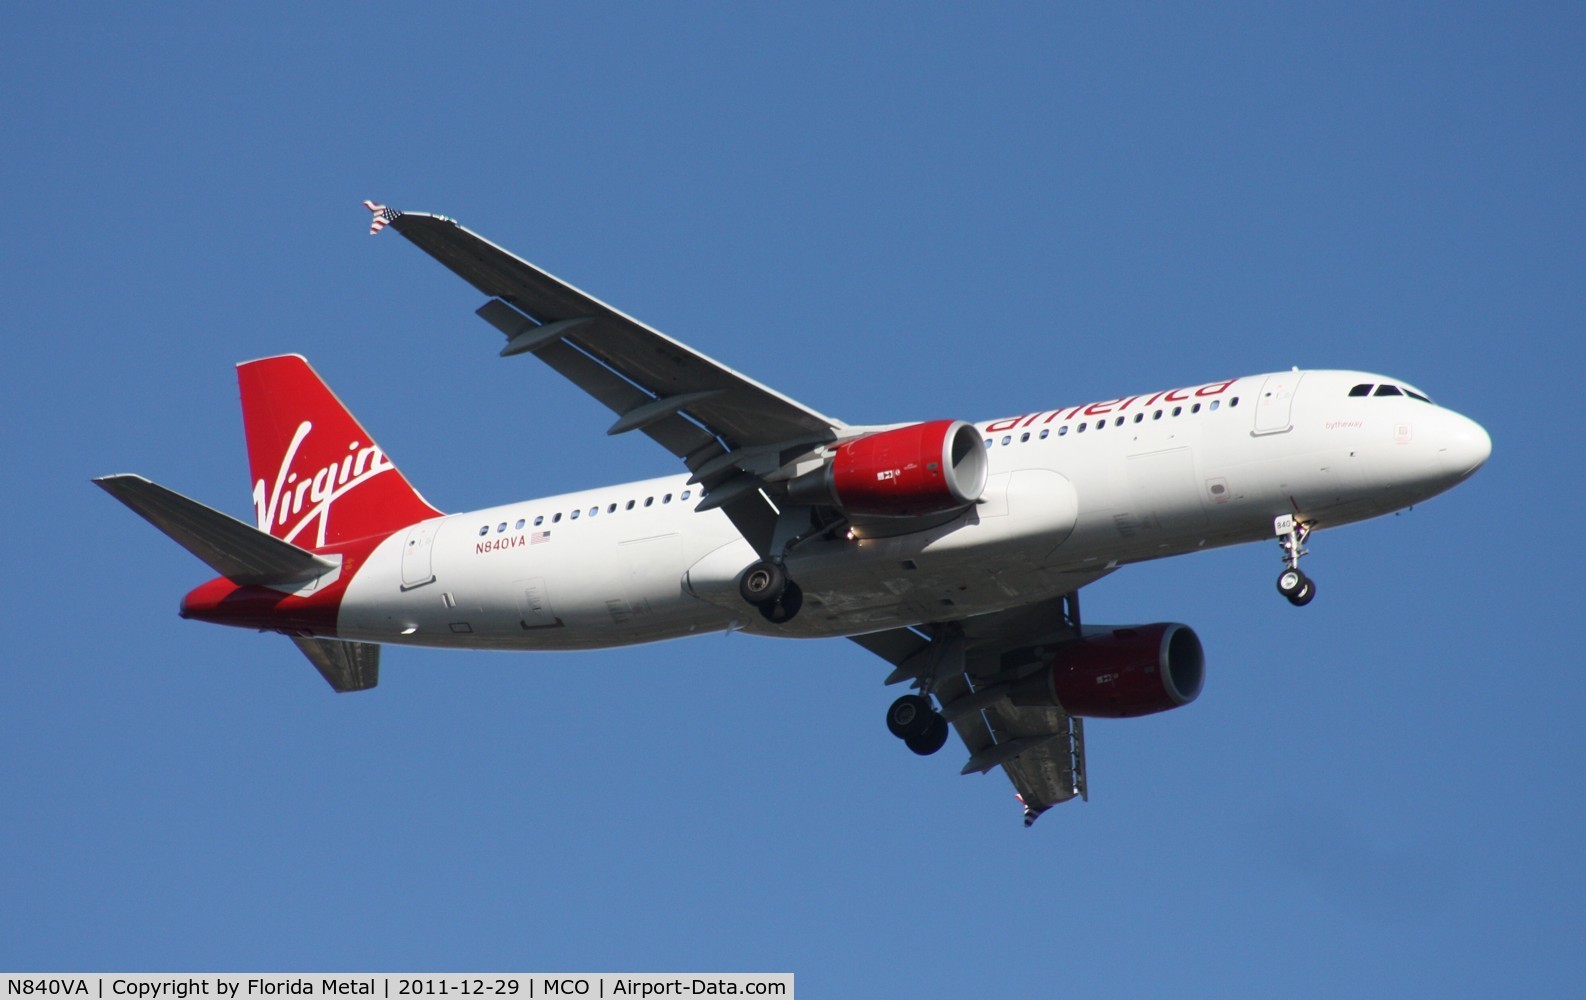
[851,584,1111,827]
[367,204,849,551]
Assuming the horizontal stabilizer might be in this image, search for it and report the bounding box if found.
[291,636,380,692]
[93,474,337,586]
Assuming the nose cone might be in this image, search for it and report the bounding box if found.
[1439,411,1492,480]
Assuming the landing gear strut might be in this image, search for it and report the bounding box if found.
[1274,513,1317,607]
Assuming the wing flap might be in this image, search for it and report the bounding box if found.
[928,663,1085,825]
[974,702,1087,820]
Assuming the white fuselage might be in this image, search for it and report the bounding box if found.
[335,370,1490,650]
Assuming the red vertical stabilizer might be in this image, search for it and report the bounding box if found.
[238,355,441,548]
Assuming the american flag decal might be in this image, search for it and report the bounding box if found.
[362,199,401,235]
[531,530,551,544]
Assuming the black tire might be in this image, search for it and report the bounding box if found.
[1277,568,1308,599]
[905,713,950,756]
[886,694,936,740]
[1288,578,1316,606]
[739,561,787,607]
[757,580,803,624]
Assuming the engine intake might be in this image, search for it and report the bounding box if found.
[787,420,988,517]
[1009,623,1205,718]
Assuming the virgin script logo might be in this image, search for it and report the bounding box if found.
[253,421,394,547]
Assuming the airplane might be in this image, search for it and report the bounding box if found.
[94,202,1492,826]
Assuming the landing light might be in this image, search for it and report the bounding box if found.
[400,626,418,635]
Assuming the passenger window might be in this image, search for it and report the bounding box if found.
[1374,384,1402,397]
[588,506,598,517]
[1229,397,1239,408]
[1133,413,1143,424]
[570,509,579,520]
[608,503,617,513]
[681,490,692,500]
[984,438,993,448]
[663,494,672,504]
[1349,384,1373,397]
[478,525,488,536]
[1210,400,1220,410]
[1153,410,1162,420]
[626,500,635,511]
[497,523,507,533]
[515,518,526,530]
[534,515,544,526]
[1039,429,1050,439]
[1078,422,1087,432]
[1001,435,1011,446]
[1172,406,1182,417]
[553,513,562,523]
[1191,403,1201,414]
[644,497,654,507]
[1020,432,1030,442]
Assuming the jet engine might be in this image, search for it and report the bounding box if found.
[786,420,988,517]
[1009,623,1205,718]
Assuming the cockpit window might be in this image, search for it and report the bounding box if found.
[1351,381,1434,402]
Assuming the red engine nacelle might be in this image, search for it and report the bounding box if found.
[787,420,988,517]
[1009,623,1205,718]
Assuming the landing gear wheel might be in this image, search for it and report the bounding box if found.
[1287,578,1316,607]
[757,580,803,624]
[904,713,950,756]
[886,694,936,740]
[739,561,788,606]
[1276,568,1309,599]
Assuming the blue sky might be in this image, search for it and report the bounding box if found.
[4,3,1583,994]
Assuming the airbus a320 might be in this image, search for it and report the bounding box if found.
[96,203,1492,825]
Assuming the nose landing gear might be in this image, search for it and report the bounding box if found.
[1274,513,1317,606]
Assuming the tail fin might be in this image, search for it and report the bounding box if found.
[239,355,441,548]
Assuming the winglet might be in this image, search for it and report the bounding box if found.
[362,199,401,235]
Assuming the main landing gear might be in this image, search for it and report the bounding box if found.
[738,560,803,624]
[1274,513,1317,607]
[736,514,847,625]
[882,625,959,757]
[886,693,949,756]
